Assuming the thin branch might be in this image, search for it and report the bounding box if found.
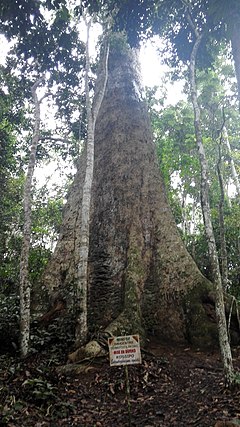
[181,0,200,39]
[39,92,52,104]
[39,136,72,144]
[31,77,43,94]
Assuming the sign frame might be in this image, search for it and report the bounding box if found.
[108,334,142,366]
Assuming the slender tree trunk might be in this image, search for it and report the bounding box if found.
[217,144,228,290]
[75,20,109,347]
[190,198,198,260]
[222,126,240,197]
[188,23,234,385]
[181,188,188,235]
[19,78,42,357]
[229,21,240,110]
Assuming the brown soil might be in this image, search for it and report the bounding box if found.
[1,341,240,427]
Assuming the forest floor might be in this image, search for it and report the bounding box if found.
[1,338,240,427]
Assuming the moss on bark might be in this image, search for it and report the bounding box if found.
[184,281,219,348]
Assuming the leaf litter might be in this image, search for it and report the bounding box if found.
[0,340,240,426]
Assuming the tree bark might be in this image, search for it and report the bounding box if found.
[75,19,109,347]
[217,144,228,290]
[229,20,240,110]
[41,36,238,362]
[20,77,42,357]
[222,126,240,198]
[187,19,234,385]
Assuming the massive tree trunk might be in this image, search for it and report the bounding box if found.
[42,37,227,351]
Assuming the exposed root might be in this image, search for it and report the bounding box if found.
[68,308,144,363]
[68,340,107,363]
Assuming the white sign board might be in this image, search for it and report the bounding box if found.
[108,335,142,366]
